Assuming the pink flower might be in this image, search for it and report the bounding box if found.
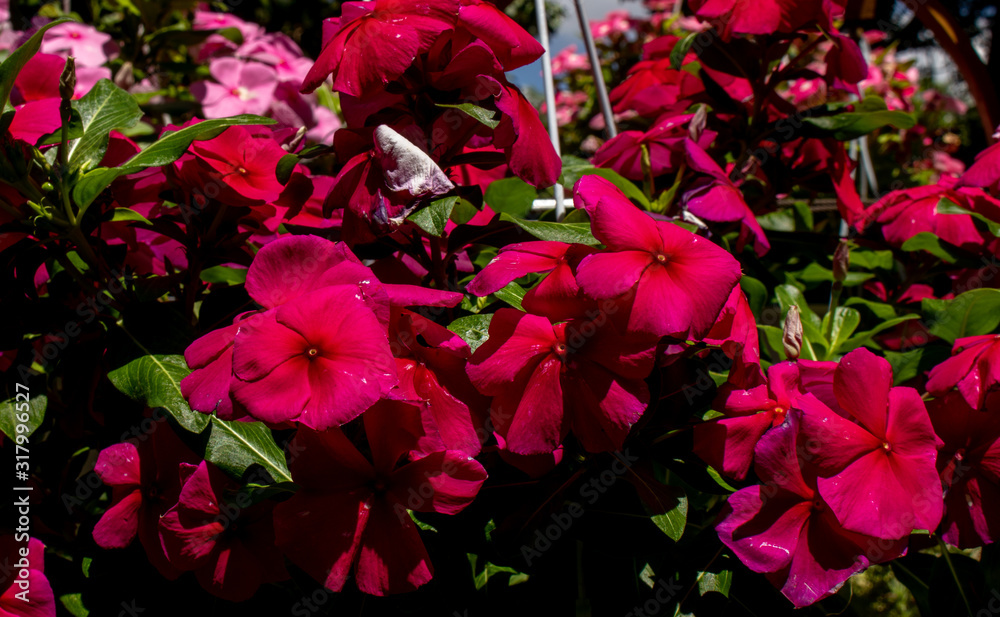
[927,335,1000,410]
[467,308,656,454]
[552,44,591,75]
[192,10,261,41]
[590,10,633,39]
[273,409,487,595]
[159,462,288,601]
[928,392,1000,548]
[593,114,715,180]
[41,22,118,67]
[186,125,289,204]
[797,347,944,539]
[717,411,906,608]
[0,536,55,617]
[191,58,278,118]
[92,421,198,578]
[573,176,742,338]
[237,32,313,84]
[457,0,544,70]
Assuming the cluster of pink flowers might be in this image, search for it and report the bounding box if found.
[189,10,340,143]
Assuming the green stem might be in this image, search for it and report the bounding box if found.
[938,538,973,617]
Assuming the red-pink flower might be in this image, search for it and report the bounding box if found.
[186,125,289,204]
[466,308,656,454]
[573,176,742,338]
[159,462,288,601]
[273,409,487,595]
[0,536,54,617]
[301,0,459,96]
[457,0,544,70]
[92,421,198,578]
[797,347,944,539]
[694,359,836,479]
[230,284,397,429]
[717,411,906,608]
[927,335,1000,410]
[593,114,715,181]
[928,392,1000,548]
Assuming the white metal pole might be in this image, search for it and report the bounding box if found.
[573,0,617,139]
[534,0,567,220]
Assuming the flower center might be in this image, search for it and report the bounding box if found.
[771,406,787,425]
[231,86,252,101]
[812,498,824,511]
[306,347,320,357]
[552,342,569,358]
[70,31,81,39]
[655,253,670,264]
[882,441,892,452]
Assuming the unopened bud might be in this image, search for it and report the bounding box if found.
[783,306,803,361]
[59,56,76,102]
[833,240,850,283]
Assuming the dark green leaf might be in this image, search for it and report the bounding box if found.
[448,314,493,353]
[922,288,1000,343]
[650,492,688,542]
[109,207,152,224]
[498,213,599,245]
[0,19,73,112]
[671,32,698,69]
[408,196,457,237]
[68,79,143,171]
[199,265,247,285]
[0,394,47,440]
[901,232,958,263]
[205,417,292,483]
[937,197,1000,236]
[107,355,210,433]
[485,177,536,218]
[275,153,299,185]
[885,349,924,384]
[697,569,733,598]
[493,281,525,311]
[558,155,650,208]
[823,306,861,356]
[801,96,915,140]
[740,276,768,319]
[436,102,500,129]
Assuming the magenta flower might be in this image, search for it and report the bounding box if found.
[191,58,278,118]
[797,347,944,539]
[717,411,906,608]
[701,287,767,390]
[92,422,198,579]
[927,335,1000,410]
[928,392,1000,548]
[573,176,742,338]
[466,308,656,454]
[41,21,118,67]
[274,409,487,595]
[590,10,634,39]
[694,359,836,479]
[302,0,459,96]
[230,284,396,429]
[457,0,544,70]
[0,536,54,617]
[593,114,715,181]
[159,462,288,601]
[466,241,597,321]
[186,125,289,204]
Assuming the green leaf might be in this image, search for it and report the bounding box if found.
[823,306,861,356]
[485,177,537,218]
[409,196,457,237]
[937,197,1000,236]
[410,511,438,532]
[839,314,920,352]
[740,276,768,319]
[901,232,959,263]
[650,492,688,542]
[697,569,733,598]
[671,32,698,69]
[844,297,899,320]
[468,554,529,590]
[0,19,74,112]
[0,394,47,440]
[493,281,526,311]
[68,80,143,172]
[275,153,299,185]
[790,262,872,286]
[706,466,737,493]
[559,155,651,208]
[851,249,895,270]
[205,417,292,483]
[107,355,210,433]
[801,96,915,140]
[436,102,500,129]
[199,265,247,285]
[885,349,924,384]
[448,314,493,353]
[922,288,1000,343]
[498,212,599,246]
[110,207,152,224]
[59,593,89,617]
[72,115,277,209]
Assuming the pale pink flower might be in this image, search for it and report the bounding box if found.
[41,22,119,67]
[191,57,278,118]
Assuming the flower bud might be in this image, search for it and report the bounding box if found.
[783,306,803,361]
[833,240,850,283]
[59,56,77,102]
